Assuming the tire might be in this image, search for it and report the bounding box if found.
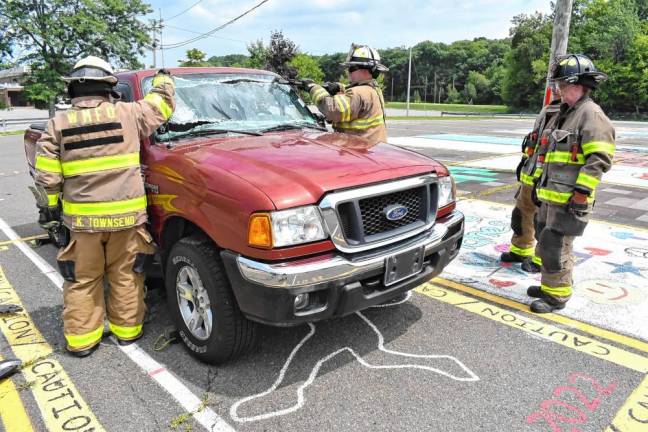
[165,236,258,364]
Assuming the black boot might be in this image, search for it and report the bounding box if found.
[521,258,541,273]
[527,285,542,297]
[500,251,525,263]
[116,331,143,346]
[67,343,99,358]
[530,298,566,314]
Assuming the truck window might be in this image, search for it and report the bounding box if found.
[142,73,318,141]
[115,81,134,102]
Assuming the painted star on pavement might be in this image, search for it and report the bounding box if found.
[603,260,646,278]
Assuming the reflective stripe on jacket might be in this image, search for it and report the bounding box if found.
[519,101,561,187]
[34,74,175,232]
[536,97,615,206]
[310,79,387,145]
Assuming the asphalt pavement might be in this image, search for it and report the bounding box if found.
[1,119,648,432]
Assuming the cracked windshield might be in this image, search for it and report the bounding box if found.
[143,73,317,140]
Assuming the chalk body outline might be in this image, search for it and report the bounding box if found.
[230,292,479,423]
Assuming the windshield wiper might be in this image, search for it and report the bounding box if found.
[259,123,327,133]
[218,78,271,84]
[176,128,262,139]
[166,120,214,132]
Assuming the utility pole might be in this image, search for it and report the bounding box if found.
[159,9,165,68]
[150,19,158,68]
[433,72,437,105]
[406,46,412,117]
[423,76,428,102]
[545,0,573,105]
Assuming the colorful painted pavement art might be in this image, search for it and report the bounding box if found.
[389,133,648,189]
[441,200,648,341]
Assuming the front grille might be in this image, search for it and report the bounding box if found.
[337,181,438,246]
[358,187,424,236]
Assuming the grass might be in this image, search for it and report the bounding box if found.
[385,102,510,114]
[0,130,25,137]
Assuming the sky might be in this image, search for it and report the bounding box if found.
[143,0,554,67]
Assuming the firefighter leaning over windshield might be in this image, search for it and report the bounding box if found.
[527,54,615,314]
[298,44,389,145]
[34,56,175,357]
[500,98,561,272]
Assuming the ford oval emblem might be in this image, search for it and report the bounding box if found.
[384,204,408,221]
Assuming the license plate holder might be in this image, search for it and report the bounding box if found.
[384,246,425,286]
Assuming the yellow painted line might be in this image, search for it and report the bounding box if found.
[434,277,648,354]
[605,374,648,431]
[0,235,48,248]
[416,283,648,373]
[0,266,106,432]
[0,354,34,432]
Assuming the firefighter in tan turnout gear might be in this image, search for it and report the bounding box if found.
[34,56,175,356]
[527,54,615,313]
[298,44,389,144]
[500,98,561,272]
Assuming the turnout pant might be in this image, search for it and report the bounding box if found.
[508,185,541,265]
[56,225,155,351]
[534,203,585,304]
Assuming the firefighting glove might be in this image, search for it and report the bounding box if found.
[38,206,61,230]
[157,68,172,76]
[322,82,344,95]
[297,79,316,91]
[568,191,590,217]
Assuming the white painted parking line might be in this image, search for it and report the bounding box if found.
[0,217,236,432]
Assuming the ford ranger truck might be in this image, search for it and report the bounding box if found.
[24,67,464,364]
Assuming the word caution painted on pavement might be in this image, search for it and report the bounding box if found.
[415,283,648,373]
[606,374,648,432]
[0,266,105,432]
[0,353,34,431]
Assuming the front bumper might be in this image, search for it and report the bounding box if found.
[221,210,464,326]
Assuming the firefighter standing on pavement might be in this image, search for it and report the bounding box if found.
[298,44,389,145]
[527,54,615,313]
[34,56,175,356]
[500,98,561,272]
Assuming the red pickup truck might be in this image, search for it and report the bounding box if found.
[25,67,464,363]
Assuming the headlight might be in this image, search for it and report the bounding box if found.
[438,175,456,208]
[248,206,327,248]
[272,206,327,247]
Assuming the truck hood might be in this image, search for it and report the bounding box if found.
[177,131,445,209]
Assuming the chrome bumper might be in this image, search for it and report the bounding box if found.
[237,210,464,289]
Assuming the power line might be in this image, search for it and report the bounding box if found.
[165,24,247,44]
[164,0,206,22]
[161,0,270,50]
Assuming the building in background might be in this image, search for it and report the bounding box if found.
[0,66,31,108]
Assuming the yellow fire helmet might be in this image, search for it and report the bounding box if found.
[342,44,389,75]
[62,55,118,85]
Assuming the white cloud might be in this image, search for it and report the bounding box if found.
[145,0,555,66]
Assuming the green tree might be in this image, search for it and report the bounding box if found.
[246,39,269,69]
[501,12,552,109]
[207,54,249,67]
[266,30,298,78]
[288,53,324,82]
[180,48,209,67]
[0,0,151,108]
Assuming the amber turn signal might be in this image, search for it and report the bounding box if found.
[248,213,272,248]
